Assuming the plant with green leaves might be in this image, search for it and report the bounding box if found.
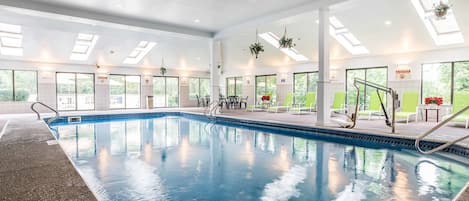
[434,1,450,18]
[279,27,295,49]
[249,29,264,59]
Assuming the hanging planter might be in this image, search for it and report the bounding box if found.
[278,27,295,49]
[160,57,167,76]
[249,29,264,59]
[434,1,450,19]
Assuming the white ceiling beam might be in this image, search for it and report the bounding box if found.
[0,0,214,38]
[214,0,348,39]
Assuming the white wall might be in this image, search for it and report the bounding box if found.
[0,59,209,114]
[220,47,469,105]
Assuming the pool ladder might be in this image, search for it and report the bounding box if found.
[415,105,469,154]
[204,100,220,117]
[31,102,60,125]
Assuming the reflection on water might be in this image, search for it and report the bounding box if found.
[52,117,469,201]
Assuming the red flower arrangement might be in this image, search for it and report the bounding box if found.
[261,95,270,101]
[425,97,443,105]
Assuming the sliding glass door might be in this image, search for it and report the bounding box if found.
[109,75,141,109]
[57,72,94,111]
[153,76,179,107]
[255,75,276,102]
[226,77,243,96]
[346,67,387,109]
[293,72,318,104]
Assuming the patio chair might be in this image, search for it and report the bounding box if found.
[267,93,293,113]
[240,96,248,108]
[358,91,385,120]
[196,94,201,107]
[395,91,419,124]
[443,92,469,128]
[290,92,316,114]
[330,91,346,114]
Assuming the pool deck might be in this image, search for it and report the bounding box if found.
[0,107,468,200]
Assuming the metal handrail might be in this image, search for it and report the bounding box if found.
[31,102,60,125]
[415,105,469,154]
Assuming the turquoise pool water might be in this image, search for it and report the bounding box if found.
[51,115,469,201]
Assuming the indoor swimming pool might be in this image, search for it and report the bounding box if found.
[50,114,469,201]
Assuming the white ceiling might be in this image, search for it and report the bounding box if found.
[222,0,469,69]
[0,0,468,72]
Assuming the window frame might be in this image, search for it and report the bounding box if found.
[0,69,38,102]
[293,71,318,104]
[109,74,141,109]
[153,76,180,108]
[189,77,210,100]
[56,72,95,111]
[226,76,243,96]
[420,60,469,104]
[345,66,388,108]
[255,74,277,102]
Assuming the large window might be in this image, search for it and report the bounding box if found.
[57,73,94,111]
[293,72,318,104]
[421,61,469,104]
[153,76,179,107]
[109,75,141,109]
[189,77,210,99]
[0,70,37,102]
[346,67,387,109]
[255,75,276,102]
[226,77,242,96]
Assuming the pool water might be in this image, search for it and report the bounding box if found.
[51,116,469,201]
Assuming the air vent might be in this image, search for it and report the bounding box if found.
[67,116,82,123]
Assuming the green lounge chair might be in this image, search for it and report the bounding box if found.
[290,92,316,114]
[443,92,469,128]
[267,93,293,113]
[358,92,385,120]
[330,91,346,114]
[395,91,419,123]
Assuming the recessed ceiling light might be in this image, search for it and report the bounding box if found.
[194,19,200,23]
[385,20,392,26]
[196,57,201,60]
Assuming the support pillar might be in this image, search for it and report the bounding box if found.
[316,7,331,126]
[209,39,221,102]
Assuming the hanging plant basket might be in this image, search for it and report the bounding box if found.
[434,1,450,19]
[278,28,295,49]
[160,67,167,76]
[249,29,264,59]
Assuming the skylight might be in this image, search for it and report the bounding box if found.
[123,41,156,64]
[328,16,369,55]
[0,22,23,56]
[258,32,308,62]
[411,0,464,46]
[70,33,99,61]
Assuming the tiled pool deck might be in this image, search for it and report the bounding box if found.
[0,107,468,200]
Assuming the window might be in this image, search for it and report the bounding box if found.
[189,78,210,99]
[57,73,94,111]
[0,70,37,102]
[346,67,387,109]
[153,76,179,107]
[109,75,141,109]
[421,61,469,104]
[255,75,276,102]
[293,72,318,104]
[226,77,242,96]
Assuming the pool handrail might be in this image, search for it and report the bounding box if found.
[31,102,60,125]
[415,105,469,154]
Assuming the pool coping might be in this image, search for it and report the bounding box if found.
[48,111,469,158]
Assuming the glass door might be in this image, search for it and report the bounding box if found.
[153,76,179,107]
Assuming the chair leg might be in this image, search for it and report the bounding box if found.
[466,119,468,129]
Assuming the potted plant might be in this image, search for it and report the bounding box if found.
[434,1,450,19]
[278,27,295,49]
[249,29,264,59]
[424,97,443,105]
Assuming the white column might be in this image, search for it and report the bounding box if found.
[209,39,221,102]
[316,7,331,126]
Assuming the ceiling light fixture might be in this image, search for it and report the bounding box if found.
[328,16,369,55]
[0,22,23,56]
[194,19,200,23]
[258,32,308,62]
[123,41,156,64]
[411,0,464,45]
[70,33,99,61]
[385,20,392,26]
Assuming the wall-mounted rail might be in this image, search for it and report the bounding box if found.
[415,105,469,154]
[30,102,60,125]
